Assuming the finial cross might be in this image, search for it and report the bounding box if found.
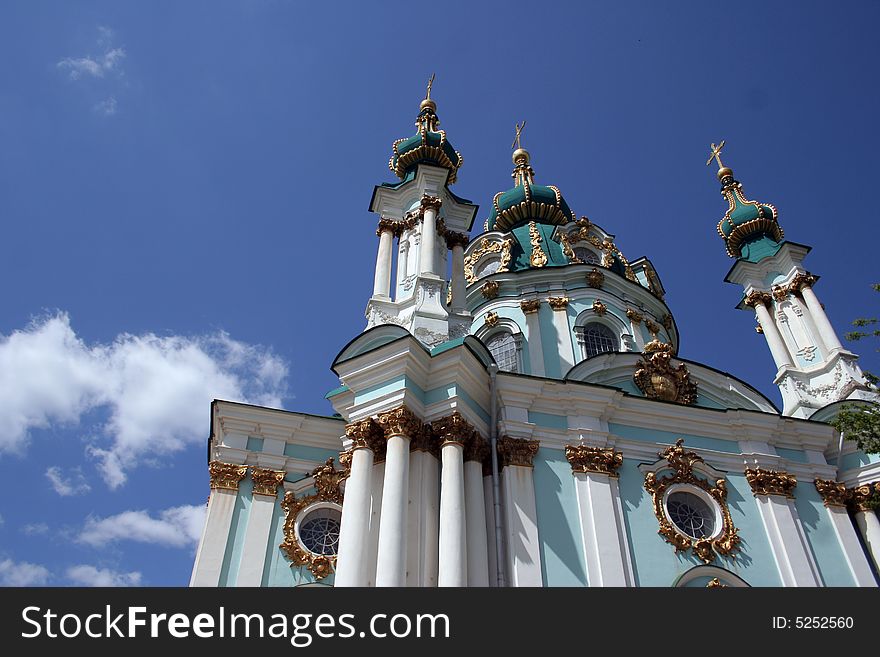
[706,140,726,168]
[512,120,526,150]
[426,73,435,100]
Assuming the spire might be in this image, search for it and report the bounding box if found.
[388,75,462,184]
[511,121,535,187]
[708,141,783,260]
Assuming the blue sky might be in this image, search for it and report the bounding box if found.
[0,2,877,586]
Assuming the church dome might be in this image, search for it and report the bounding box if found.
[486,147,576,232]
[715,166,783,258]
[389,97,463,184]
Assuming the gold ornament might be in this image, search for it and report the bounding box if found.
[520,299,541,314]
[251,467,285,498]
[565,445,622,477]
[485,311,499,327]
[626,308,644,324]
[376,405,423,439]
[634,341,697,405]
[743,290,773,308]
[481,280,499,299]
[208,461,248,491]
[813,478,848,507]
[432,411,474,448]
[586,268,605,289]
[497,436,539,468]
[592,299,607,316]
[745,468,797,498]
[528,221,548,268]
[548,297,570,311]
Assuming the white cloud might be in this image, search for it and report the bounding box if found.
[57,47,125,80]
[0,312,288,487]
[46,466,91,496]
[0,558,51,586]
[21,523,49,536]
[66,565,142,587]
[78,504,205,549]
[93,96,118,116]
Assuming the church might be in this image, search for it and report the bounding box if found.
[189,84,880,588]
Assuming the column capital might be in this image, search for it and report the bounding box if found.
[376,217,403,237]
[208,461,248,491]
[548,296,570,311]
[444,230,470,249]
[565,444,622,477]
[743,290,773,309]
[520,298,541,314]
[420,194,443,212]
[813,478,848,508]
[497,436,540,468]
[464,430,489,463]
[432,411,473,447]
[376,405,422,439]
[251,467,285,497]
[788,271,818,294]
[849,482,880,512]
[745,467,797,498]
[345,418,385,454]
[410,423,440,456]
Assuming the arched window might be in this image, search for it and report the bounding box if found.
[486,331,519,373]
[574,247,599,265]
[582,323,617,358]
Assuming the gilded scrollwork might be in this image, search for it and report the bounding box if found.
[528,221,548,268]
[592,299,607,316]
[586,268,605,289]
[431,411,474,448]
[626,308,644,324]
[520,299,541,314]
[376,405,423,439]
[208,461,248,491]
[745,468,797,498]
[813,478,847,507]
[559,231,581,264]
[633,341,697,405]
[464,238,504,283]
[484,311,499,327]
[848,482,880,512]
[564,444,622,477]
[481,280,499,299]
[743,290,773,309]
[643,439,740,564]
[279,458,345,580]
[548,297,569,311]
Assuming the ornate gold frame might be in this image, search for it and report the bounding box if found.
[279,458,345,581]
[643,440,740,564]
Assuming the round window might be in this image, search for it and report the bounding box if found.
[297,507,342,556]
[666,491,716,539]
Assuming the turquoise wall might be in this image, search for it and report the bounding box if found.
[538,306,562,378]
[794,484,855,586]
[609,423,741,454]
[218,477,253,586]
[532,448,588,586]
[262,486,330,587]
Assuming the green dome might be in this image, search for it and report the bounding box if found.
[716,173,783,258]
[485,150,576,232]
[389,102,462,184]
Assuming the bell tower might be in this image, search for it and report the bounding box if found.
[365,78,478,347]
[710,142,875,418]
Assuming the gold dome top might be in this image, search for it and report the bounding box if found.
[512,147,530,165]
[420,98,437,112]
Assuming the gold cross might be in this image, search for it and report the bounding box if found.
[706,140,726,168]
[426,73,435,100]
[512,121,526,150]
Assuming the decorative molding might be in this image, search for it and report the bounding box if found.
[743,290,773,309]
[564,444,622,477]
[528,221,548,268]
[376,405,423,439]
[251,467,286,497]
[481,280,499,299]
[586,268,605,289]
[591,299,607,316]
[464,430,489,463]
[548,296,570,311]
[644,319,661,338]
[484,311,499,327]
[787,272,817,294]
[497,436,539,468]
[420,194,443,213]
[464,238,504,284]
[644,439,740,564]
[707,578,727,588]
[745,468,797,498]
[813,478,848,508]
[409,423,439,456]
[279,458,345,581]
[431,411,473,447]
[208,461,248,491]
[849,482,880,512]
[634,341,697,405]
[771,284,788,303]
[520,298,541,314]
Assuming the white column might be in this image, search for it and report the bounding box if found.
[483,472,499,587]
[572,472,633,586]
[421,203,438,276]
[549,299,575,373]
[854,508,880,576]
[521,304,545,377]
[406,447,439,586]
[373,227,394,299]
[397,237,410,291]
[754,494,822,586]
[800,285,845,352]
[235,469,283,586]
[365,460,385,587]
[451,243,467,314]
[376,432,412,586]
[498,438,542,587]
[335,447,375,587]
[824,505,877,586]
[190,489,238,587]
[465,458,489,586]
[439,439,467,586]
[754,302,794,369]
